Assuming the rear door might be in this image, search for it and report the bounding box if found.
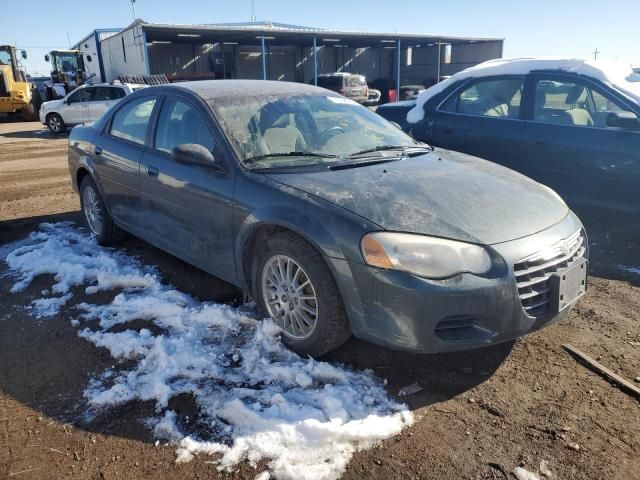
[429,75,526,165]
[140,93,237,282]
[89,86,126,122]
[92,95,159,229]
[519,73,640,213]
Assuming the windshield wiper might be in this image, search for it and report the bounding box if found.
[244,151,339,163]
[348,145,431,158]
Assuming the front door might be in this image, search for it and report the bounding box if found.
[140,94,237,283]
[63,87,92,124]
[519,74,640,213]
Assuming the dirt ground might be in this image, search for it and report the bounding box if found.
[1,121,638,480]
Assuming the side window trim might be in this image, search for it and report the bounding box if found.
[436,75,526,120]
[528,73,636,129]
[104,94,160,147]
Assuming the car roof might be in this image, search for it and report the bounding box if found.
[162,79,332,100]
[405,57,640,124]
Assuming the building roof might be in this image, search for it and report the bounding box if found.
[137,20,503,47]
[71,29,121,50]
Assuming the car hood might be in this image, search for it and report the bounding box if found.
[266,149,569,245]
[41,99,63,110]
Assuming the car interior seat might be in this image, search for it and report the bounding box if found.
[564,86,594,126]
[259,106,307,154]
[535,91,572,125]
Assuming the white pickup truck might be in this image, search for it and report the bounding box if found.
[39,82,146,134]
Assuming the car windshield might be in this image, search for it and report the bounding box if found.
[209,93,418,168]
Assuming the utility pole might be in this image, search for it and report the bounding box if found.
[251,0,256,22]
[592,47,600,60]
[130,0,137,22]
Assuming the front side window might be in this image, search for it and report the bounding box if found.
[534,79,634,128]
[209,93,417,168]
[93,87,126,101]
[109,97,156,145]
[67,88,92,104]
[155,97,215,154]
[441,77,524,118]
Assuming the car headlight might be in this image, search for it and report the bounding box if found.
[361,232,492,279]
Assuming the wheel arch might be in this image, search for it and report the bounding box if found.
[235,205,354,295]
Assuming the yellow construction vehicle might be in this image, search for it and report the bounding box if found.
[0,45,38,120]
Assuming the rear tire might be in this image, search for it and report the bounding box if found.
[79,176,126,245]
[254,231,351,356]
[46,113,65,135]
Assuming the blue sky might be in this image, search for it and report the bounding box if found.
[2,0,639,76]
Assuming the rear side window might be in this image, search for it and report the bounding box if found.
[154,97,215,154]
[109,97,156,145]
[317,76,342,90]
[441,77,524,118]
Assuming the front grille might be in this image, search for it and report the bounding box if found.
[514,230,587,318]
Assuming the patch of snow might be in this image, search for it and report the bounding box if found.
[31,292,73,318]
[407,57,640,124]
[2,222,413,480]
[513,466,541,480]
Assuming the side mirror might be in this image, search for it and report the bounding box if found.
[44,54,50,62]
[606,111,640,129]
[172,143,217,167]
[21,50,27,60]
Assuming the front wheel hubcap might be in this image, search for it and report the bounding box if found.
[261,255,318,340]
[83,186,103,236]
[49,117,61,131]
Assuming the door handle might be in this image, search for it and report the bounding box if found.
[145,165,159,178]
[534,141,549,146]
[94,146,102,156]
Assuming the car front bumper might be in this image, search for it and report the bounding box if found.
[332,211,585,353]
[39,108,47,124]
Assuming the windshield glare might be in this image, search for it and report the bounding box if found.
[209,93,418,168]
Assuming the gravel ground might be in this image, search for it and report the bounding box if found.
[1,121,639,480]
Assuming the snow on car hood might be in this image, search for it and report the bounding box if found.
[2,223,412,480]
[407,57,640,123]
[268,150,569,245]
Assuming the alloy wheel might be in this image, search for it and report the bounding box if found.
[261,254,319,340]
[48,116,61,132]
[82,186,104,236]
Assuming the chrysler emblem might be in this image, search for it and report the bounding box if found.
[560,241,571,255]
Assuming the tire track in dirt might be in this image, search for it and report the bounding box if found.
[0,124,78,221]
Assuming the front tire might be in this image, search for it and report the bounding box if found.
[46,113,65,135]
[254,232,351,356]
[21,103,37,121]
[79,176,125,245]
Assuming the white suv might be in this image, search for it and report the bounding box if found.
[39,83,145,134]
